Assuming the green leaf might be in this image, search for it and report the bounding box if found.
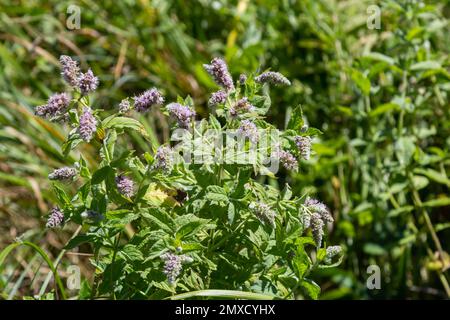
[286,105,304,131]
[65,234,95,250]
[300,279,321,300]
[395,136,416,166]
[422,197,450,208]
[205,185,229,203]
[91,166,113,185]
[350,69,370,95]
[119,244,143,261]
[410,60,441,71]
[369,103,400,117]
[414,168,450,187]
[102,117,148,137]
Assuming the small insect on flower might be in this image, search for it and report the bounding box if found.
[152,145,174,172]
[203,57,235,92]
[295,136,312,160]
[230,97,255,117]
[118,98,131,114]
[249,201,277,227]
[277,149,298,171]
[60,55,80,87]
[81,210,104,222]
[35,92,71,120]
[167,103,196,128]
[255,71,291,86]
[115,174,134,198]
[237,120,259,143]
[208,90,227,106]
[160,252,193,285]
[78,107,97,142]
[48,167,77,181]
[78,69,99,95]
[46,207,64,228]
[133,88,164,113]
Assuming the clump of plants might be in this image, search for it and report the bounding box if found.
[36,55,342,299]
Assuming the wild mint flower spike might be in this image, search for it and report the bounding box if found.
[133,88,164,113]
[302,197,333,247]
[255,71,291,86]
[35,92,70,120]
[160,252,193,285]
[46,207,64,228]
[48,167,77,181]
[311,212,324,247]
[230,97,255,117]
[167,103,196,128]
[78,69,99,95]
[78,107,97,142]
[278,149,298,171]
[295,136,312,160]
[60,55,80,87]
[203,57,234,91]
[237,120,259,143]
[115,174,135,198]
[249,201,277,227]
[118,98,131,113]
[152,145,174,172]
[305,197,333,223]
[208,90,227,106]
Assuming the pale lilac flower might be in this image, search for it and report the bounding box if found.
[208,90,227,106]
[305,197,333,223]
[115,175,134,198]
[78,107,97,142]
[167,103,196,128]
[237,120,259,143]
[118,98,131,113]
[311,212,324,246]
[255,71,291,86]
[278,150,298,171]
[249,201,276,227]
[133,88,164,113]
[203,57,234,91]
[35,93,70,119]
[239,74,247,85]
[78,69,99,95]
[230,97,255,117]
[60,55,80,87]
[46,207,64,228]
[152,145,174,172]
[48,167,77,181]
[295,136,312,160]
[160,252,193,284]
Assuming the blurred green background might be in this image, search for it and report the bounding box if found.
[1,0,450,299]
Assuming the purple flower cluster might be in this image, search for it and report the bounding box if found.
[249,201,276,227]
[46,207,64,228]
[203,58,234,91]
[230,97,255,117]
[35,93,70,120]
[208,90,227,106]
[277,150,298,171]
[237,120,259,143]
[160,252,193,284]
[134,88,164,113]
[255,71,291,86]
[60,55,80,87]
[78,107,97,142]
[303,197,333,247]
[152,145,174,172]
[115,175,135,198]
[48,167,77,181]
[78,69,99,95]
[324,245,342,263]
[167,103,196,128]
[295,136,312,160]
[118,98,131,113]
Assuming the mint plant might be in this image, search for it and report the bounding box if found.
[37,55,341,299]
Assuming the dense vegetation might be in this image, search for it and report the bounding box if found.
[0,0,449,299]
